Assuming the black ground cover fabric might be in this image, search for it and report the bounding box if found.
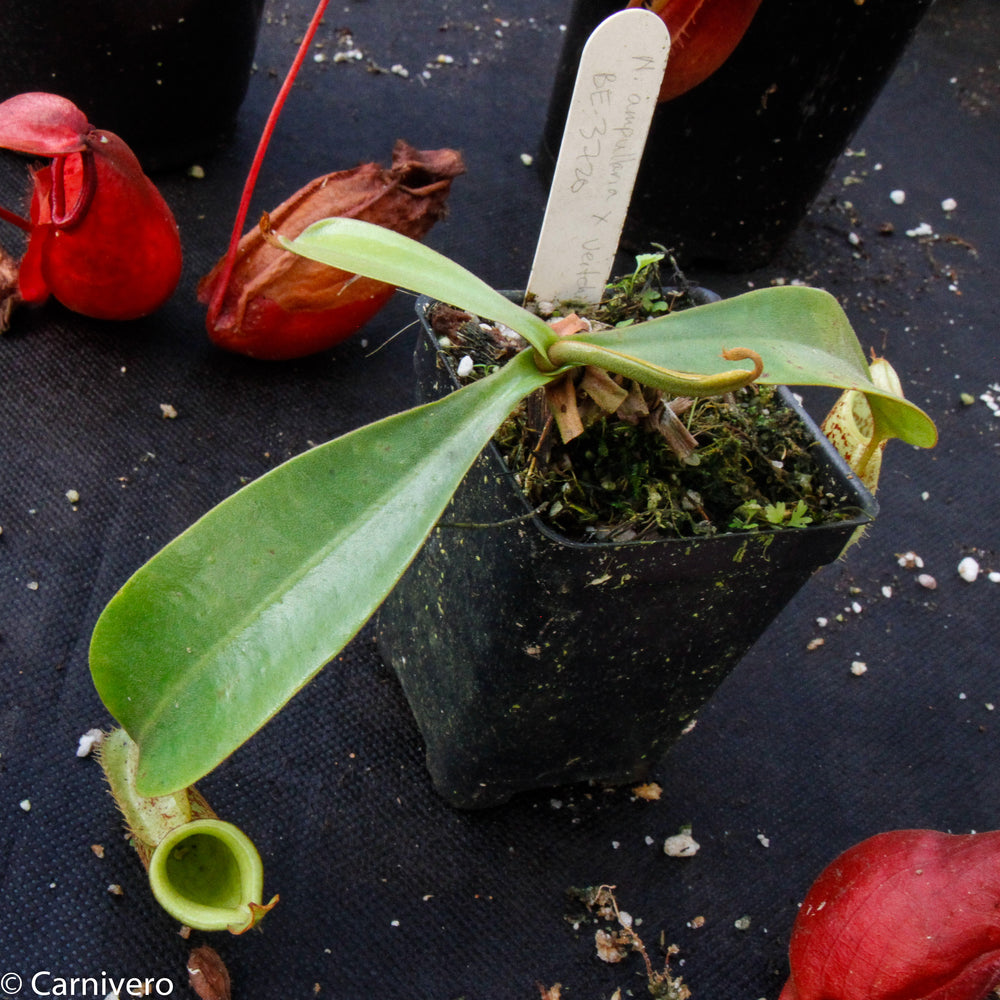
[1,1,998,997]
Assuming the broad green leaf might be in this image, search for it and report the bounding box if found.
[570,286,938,449]
[90,350,551,796]
[277,217,558,355]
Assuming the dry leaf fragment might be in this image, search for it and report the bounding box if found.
[616,381,651,423]
[187,946,232,1000]
[649,397,699,459]
[546,373,586,443]
[580,367,629,413]
[633,782,663,801]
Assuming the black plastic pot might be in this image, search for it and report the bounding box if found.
[0,0,265,171]
[376,293,878,809]
[541,0,933,269]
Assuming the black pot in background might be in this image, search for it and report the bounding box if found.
[375,293,878,809]
[541,0,933,270]
[0,0,265,171]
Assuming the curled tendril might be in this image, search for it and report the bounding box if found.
[721,346,764,377]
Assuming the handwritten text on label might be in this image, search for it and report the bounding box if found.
[570,59,660,297]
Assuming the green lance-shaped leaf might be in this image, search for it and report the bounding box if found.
[90,350,552,796]
[274,216,559,357]
[565,286,937,450]
[283,219,762,394]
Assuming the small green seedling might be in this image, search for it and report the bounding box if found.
[730,499,814,531]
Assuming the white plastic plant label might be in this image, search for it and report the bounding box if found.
[527,8,670,305]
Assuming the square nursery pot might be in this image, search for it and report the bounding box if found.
[376,293,878,809]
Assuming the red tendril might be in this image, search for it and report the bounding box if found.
[207,0,331,326]
[0,203,32,233]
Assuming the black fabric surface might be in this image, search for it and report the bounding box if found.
[1,1,998,997]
